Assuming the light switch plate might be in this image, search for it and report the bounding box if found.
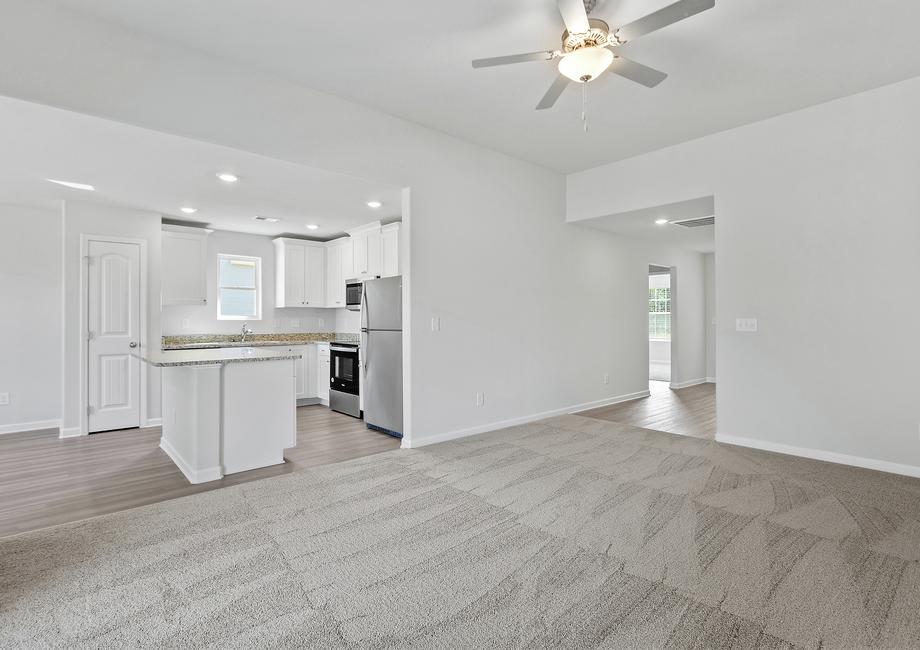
[431,317,440,332]
[0,392,9,406]
[736,318,758,332]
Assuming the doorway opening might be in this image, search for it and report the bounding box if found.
[648,265,672,384]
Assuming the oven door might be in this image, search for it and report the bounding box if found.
[330,347,359,395]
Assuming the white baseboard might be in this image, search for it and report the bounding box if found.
[706,377,716,384]
[670,378,709,389]
[715,433,920,479]
[143,417,162,428]
[159,437,223,484]
[59,426,84,439]
[0,419,61,436]
[405,389,650,449]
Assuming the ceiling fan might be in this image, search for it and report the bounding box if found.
[472,0,715,110]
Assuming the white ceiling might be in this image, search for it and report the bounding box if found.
[52,0,920,173]
[0,96,401,238]
[577,196,714,253]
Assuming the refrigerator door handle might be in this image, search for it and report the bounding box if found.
[360,282,368,332]
[361,330,368,377]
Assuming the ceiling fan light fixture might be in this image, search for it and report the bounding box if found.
[557,46,614,83]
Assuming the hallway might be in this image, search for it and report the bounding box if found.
[581,380,716,439]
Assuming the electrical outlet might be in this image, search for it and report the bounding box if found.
[0,392,9,406]
[603,373,610,385]
[431,317,440,332]
[475,392,484,407]
[318,318,324,329]
[735,318,758,332]
[289,318,300,328]
[181,318,190,329]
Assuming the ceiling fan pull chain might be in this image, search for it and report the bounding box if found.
[582,82,588,132]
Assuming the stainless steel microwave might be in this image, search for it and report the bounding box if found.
[345,282,363,311]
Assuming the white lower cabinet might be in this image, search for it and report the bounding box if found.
[316,343,330,402]
[288,345,318,402]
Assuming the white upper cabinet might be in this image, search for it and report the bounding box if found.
[381,222,400,278]
[325,237,348,308]
[347,222,383,279]
[162,225,209,306]
[273,238,326,308]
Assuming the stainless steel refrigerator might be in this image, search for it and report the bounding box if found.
[361,276,403,437]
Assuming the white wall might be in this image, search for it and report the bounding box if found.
[335,308,361,334]
[569,77,920,470]
[704,253,716,381]
[62,201,163,434]
[160,229,345,336]
[0,204,62,432]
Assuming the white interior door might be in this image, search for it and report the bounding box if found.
[88,240,141,432]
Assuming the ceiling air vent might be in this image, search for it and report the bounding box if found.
[671,216,715,228]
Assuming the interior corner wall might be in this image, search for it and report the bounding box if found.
[61,201,163,433]
[568,76,920,469]
[0,203,62,431]
[704,253,716,381]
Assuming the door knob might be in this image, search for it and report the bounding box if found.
[129,342,138,348]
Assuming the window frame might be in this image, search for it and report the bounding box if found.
[216,253,262,321]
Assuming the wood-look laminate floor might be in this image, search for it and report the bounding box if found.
[0,405,400,538]
[581,380,716,439]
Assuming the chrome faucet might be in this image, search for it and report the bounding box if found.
[240,322,253,344]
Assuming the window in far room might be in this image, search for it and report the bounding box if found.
[217,254,261,320]
[648,286,671,340]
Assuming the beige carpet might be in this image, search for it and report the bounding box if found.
[4,415,920,648]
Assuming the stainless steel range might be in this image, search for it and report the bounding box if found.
[329,341,360,418]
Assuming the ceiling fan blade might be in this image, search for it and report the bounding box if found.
[557,0,590,34]
[472,51,555,68]
[609,56,668,87]
[616,0,714,42]
[536,75,570,110]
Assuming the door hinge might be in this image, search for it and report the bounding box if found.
[87,331,94,342]
[84,255,93,266]
[86,405,93,416]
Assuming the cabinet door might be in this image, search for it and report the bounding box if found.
[290,347,306,399]
[325,244,343,308]
[381,226,399,277]
[304,245,325,307]
[303,345,318,398]
[162,231,208,305]
[341,238,354,281]
[366,229,382,276]
[284,243,307,307]
[316,344,330,400]
[352,232,368,276]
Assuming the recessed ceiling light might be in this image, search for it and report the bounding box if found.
[180,207,198,214]
[305,224,319,230]
[253,215,280,223]
[47,179,95,191]
[366,200,382,209]
[655,218,669,225]
[217,173,239,183]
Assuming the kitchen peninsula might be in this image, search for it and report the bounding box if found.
[136,347,301,483]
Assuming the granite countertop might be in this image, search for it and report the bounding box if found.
[134,347,303,367]
[161,333,357,351]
